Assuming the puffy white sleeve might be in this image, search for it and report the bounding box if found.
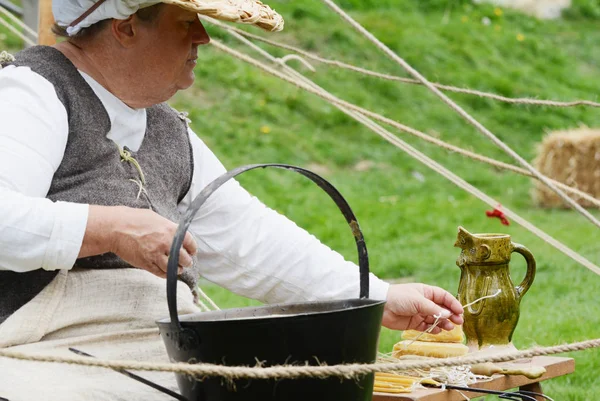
[178,129,390,303]
[0,66,88,272]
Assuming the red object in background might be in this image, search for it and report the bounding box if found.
[486,205,510,226]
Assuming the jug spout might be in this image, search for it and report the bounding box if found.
[453,226,471,249]
[455,226,494,265]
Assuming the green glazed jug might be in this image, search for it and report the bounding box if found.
[455,226,536,351]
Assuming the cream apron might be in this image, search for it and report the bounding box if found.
[0,268,199,400]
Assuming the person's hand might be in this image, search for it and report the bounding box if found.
[381,283,463,332]
[80,205,197,278]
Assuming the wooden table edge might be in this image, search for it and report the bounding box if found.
[372,356,575,401]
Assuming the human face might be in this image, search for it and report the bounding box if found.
[135,5,210,99]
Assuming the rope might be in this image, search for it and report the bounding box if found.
[195,285,221,311]
[0,4,594,384]
[118,146,146,185]
[201,17,600,109]
[0,5,37,39]
[367,116,600,208]
[0,49,14,64]
[0,15,35,47]
[321,0,600,231]
[1,338,598,379]
[194,296,212,312]
[223,28,591,212]
[204,22,600,210]
[127,178,148,200]
[405,290,502,347]
[208,39,600,276]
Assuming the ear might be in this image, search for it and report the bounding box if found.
[110,16,137,47]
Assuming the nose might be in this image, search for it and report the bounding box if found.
[192,19,211,45]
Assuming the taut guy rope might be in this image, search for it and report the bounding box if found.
[0,13,35,47]
[0,5,37,39]
[201,16,600,109]
[320,0,600,230]
[203,20,600,209]
[208,39,600,276]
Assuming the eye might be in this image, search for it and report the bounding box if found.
[182,19,195,27]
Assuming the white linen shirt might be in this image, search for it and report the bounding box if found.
[0,64,389,303]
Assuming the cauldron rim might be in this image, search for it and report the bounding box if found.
[156,298,385,325]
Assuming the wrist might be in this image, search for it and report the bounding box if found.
[80,205,126,257]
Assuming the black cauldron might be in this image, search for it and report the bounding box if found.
[156,164,386,401]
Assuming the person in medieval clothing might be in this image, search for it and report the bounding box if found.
[0,0,463,399]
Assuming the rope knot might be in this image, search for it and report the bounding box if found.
[0,51,15,68]
[118,146,146,186]
[178,111,192,125]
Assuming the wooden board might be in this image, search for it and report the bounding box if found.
[373,356,574,401]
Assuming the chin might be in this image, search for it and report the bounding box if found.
[179,70,196,89]
[178,76,196,91]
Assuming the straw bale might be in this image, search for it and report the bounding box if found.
[533,127,600,208]
[475,0,571,20]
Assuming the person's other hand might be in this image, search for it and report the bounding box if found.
[81,205,197,278]
[381,283,463,332]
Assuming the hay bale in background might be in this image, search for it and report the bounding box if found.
[533,128,600,208]
[475,0,571,20]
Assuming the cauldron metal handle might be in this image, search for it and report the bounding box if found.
[166,163,370,336]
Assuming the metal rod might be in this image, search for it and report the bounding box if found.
[68,348,188,401]
[499,394,537,401]
[515,390,555,401]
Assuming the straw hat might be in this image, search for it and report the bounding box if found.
[55,0,284,36]
[164,0,284,31]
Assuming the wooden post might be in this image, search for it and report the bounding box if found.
[37,0,56,45]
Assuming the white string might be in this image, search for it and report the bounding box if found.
[404,313,442,347]
[462,289,501,310]
[404,290,502,348]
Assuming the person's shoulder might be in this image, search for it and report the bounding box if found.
[0,64,57,95]
[1,63,43,79]
[0,64,67,122]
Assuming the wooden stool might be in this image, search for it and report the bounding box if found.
[373,356,574,401]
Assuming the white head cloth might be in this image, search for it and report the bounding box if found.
[53,0,162,36]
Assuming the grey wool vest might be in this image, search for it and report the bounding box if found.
[0,46,196,324]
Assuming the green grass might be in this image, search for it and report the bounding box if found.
[2,1,600,398]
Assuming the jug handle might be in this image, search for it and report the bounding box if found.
[511,243,536,298]
[165,164,371,338]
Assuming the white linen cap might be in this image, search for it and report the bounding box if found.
[53,0,284,36]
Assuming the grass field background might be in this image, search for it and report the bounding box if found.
[2,0,599,398]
